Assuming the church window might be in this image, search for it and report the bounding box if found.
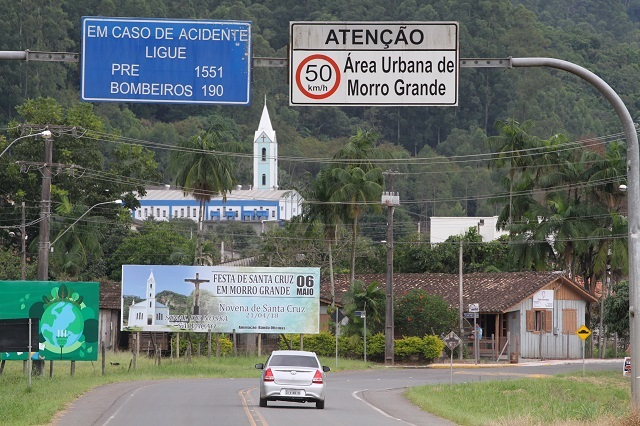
[262,174,266,186]
[262,148,267,161]
[156,313,163,321]
[136,312,143,320]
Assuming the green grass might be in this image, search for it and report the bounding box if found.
[0,352,373,426]
[405,370,632,425]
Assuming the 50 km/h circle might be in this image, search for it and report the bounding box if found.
[295,54,341,100]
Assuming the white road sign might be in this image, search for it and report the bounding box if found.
[289,22,459,106]
[533,290,554,309]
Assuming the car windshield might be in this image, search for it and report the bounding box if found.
[269,354,319,368]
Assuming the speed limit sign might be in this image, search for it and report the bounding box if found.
[295,54,341,100]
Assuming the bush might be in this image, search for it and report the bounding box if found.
[423,335,445,361]
[394,336,424,359]
[367,333,385,361]
[278,332,336,356]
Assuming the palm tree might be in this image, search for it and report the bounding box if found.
[171,126,243,265]
[329,166,383,285]
[333,128,387,171]
[487,119,539,230]
[341,279,386,336]
[303,168,342,306]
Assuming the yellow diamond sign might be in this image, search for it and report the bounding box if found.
[576,325,591,341]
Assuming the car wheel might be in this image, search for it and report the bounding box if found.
[259,397,267,407]
[316,400,325,409]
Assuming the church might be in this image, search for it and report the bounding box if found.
[131,100,303,226]
[126,271,170,330]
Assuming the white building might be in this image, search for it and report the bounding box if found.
[132,99,303,224]
[430,216,508,243]
[126,271,169,328]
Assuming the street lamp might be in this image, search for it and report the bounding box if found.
[49,199,122,249]
[0,130,52,159]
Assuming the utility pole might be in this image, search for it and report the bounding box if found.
[21,202,26,280]
[458,240,464,361]
[382,171,400,366]
[37,134,52,281]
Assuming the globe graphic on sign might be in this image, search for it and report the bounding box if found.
[40,301,84,349]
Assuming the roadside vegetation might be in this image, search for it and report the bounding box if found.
[0,351,372,425]
[406,370,634,426]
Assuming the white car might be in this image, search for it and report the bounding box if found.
[255,350,330,409]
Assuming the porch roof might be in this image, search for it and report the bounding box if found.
[322,271,597,313]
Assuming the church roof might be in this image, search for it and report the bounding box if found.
[254,99,275,141]
[140,188,299,202]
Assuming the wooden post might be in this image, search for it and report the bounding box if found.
[207,330,212,359]
[300,334,304,351]
[257,334,262,357]
[233,330,237,357]
[70,361,75,377]
[49,360,53,378]
[176,332,180,359]
[133,333,137,370]
[215,334,221,357]
[102,343,106,375]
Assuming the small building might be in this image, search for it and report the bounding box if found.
[430,216,508,243]
[326,271,598,360]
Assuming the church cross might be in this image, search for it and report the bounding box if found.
[184,273,210,315]
[260,133,268,143]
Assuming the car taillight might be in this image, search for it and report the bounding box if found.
[263,368,274,382]
[312,370,323,384]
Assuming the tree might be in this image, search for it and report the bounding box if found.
[303,168,343,306]
[486,119,539,230]
[395,289,458,337]
[603,280,629,343]
[330,166,383,285]
[341,280,386,336]
[108,221,194,280]
[170,125,243,265]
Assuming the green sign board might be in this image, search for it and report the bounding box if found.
[0,281,99,361]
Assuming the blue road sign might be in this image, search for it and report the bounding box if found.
[81,17,252,105]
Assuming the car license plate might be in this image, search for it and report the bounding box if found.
[282,389,303,396]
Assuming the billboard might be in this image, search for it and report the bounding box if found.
[81,17,252,104]
[121,265,320,334]
[0,281,100,361]
[290,22,459,106]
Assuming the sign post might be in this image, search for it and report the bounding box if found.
[290,22,458,106]
[469,303,480,364]
[576,325,591,376]
[443,331,461,388]
[355,310,367,362]
[81,17,252,104]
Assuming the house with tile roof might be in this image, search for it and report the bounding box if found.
[324,271,598,360]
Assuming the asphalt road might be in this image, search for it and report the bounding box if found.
[52,360,620,426]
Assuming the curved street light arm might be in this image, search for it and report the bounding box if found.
[50,199,121,249]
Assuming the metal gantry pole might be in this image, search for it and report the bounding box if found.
[509,57,639,406]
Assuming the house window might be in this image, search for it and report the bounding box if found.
[262,174,266,186]
[526,310,552,333]
[163,210,167,218]
[144,208,148,217]
[193,209,197,218]
[272,211,275,217]
[562,309,577,334]
[262,147,267,161]
[157,208,160,217]
[181,208,184,217]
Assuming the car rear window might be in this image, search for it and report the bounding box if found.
[269,354,319,368]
